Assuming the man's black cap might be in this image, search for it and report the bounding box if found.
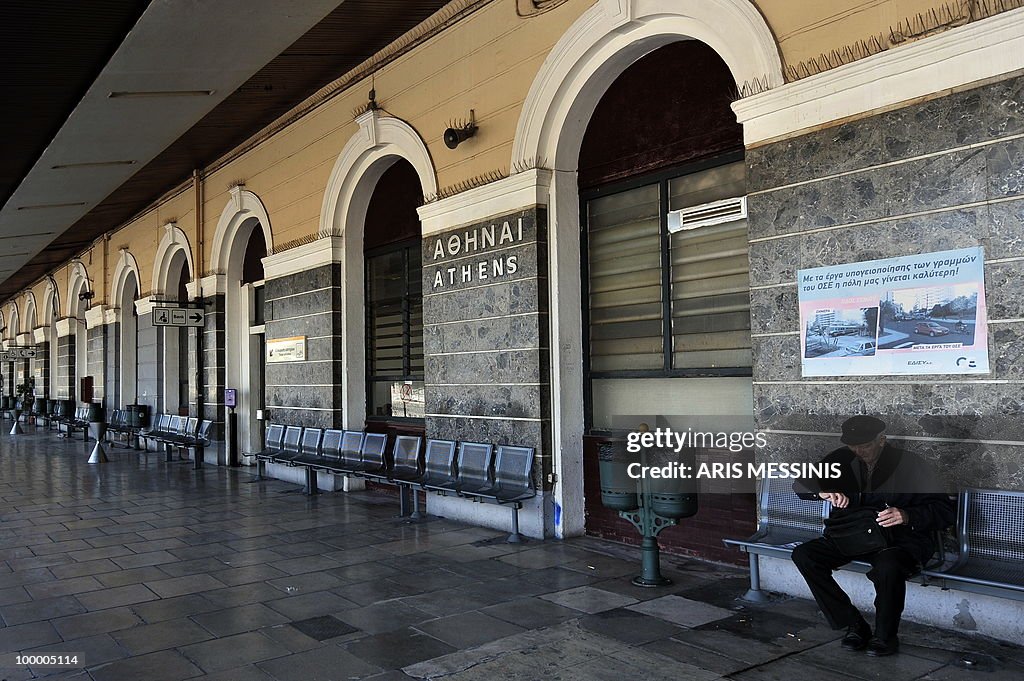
[840,415,886,445]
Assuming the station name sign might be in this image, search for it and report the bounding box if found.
[428,217,525,289]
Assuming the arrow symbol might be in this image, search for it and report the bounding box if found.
[189,312,202,322]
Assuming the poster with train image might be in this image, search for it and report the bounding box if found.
[797,247,988,376]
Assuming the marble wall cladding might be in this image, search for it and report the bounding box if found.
[104,322,120,408]
[747,73,1024,489]
[264,263,343,429]
[86,325,107,403]
[422,208,551,485]
[199,294,225,429]
[32,341,49,399]
[135,311,161,414]
[745,74,1024,193]
[55,335,74,400]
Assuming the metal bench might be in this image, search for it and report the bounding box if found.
[921,488,1024,601]
[254,423,286,479]
[456,444,536,543]
[725,477,957,602]
[139,414,173,450]
[723,477,827,602]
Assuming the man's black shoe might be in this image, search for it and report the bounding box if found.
[841,621,872,651]
[866,637,899,656]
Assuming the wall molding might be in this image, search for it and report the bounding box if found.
[135,296,155,316]
[33,327,49,344]
[55,318,73,338]
[84,305,107,329]
[417,169,551,236]
[262,236,343,280]
[733,7,1024,146]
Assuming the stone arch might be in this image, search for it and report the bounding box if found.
[110,249,142,309]
[318,111,437,428]
[508,0,782,539]
[66,260,92,319]
[21,292,37,334]
[210,187,273,276]
[511,0,782,168]
[152,223,196,296]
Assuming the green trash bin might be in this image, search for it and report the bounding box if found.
[598,441,640,512]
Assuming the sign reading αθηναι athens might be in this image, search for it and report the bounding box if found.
[427,216,526,290]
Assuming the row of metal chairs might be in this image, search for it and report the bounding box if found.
[255,424,536,541]
[55,406,91,439]
[140,414,214,465]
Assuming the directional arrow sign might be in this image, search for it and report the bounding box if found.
[152,307,205,328]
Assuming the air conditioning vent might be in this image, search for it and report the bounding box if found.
[667,196,747,233]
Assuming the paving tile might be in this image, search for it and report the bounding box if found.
[179,631,292,673]
[1,594,88,625]
[88,649,204,681]
[336,601,434,635]
[52,607,144,639]
[344,627,456,670]
[627,594,736,628]
[144,573,227,598]
[539,586,639,614]
[0,585,32,606]
[49,559,120,580]
[201,582,286,609]
[267,570,344,595]
[480,596,582,629]
[76,583,159,610]
[577,608,685,646]
[111,550,178,570]
[0,621,62,653]
[129,593,221,623]
[192,603,291,637]
[191,664,277,681]
[27,633,130,669]
[413,611,526,649]
[112,617,214,655]
[265,591,358,620]
[257,645,383,680]
[209,564,288,586]
[95,565,172,588]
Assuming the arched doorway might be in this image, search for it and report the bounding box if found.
[363,159,425,439]
[226,216,267,460]
[511,0,783,539]
[577,41,753,561]
[162,251,191,415]
[118,272,139,409]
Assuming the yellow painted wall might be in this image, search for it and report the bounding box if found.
[5,0,991,301]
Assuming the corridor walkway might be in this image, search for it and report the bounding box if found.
[1,429,1020,680]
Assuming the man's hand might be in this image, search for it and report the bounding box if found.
[818,492,849,508]
[876,507,909,527]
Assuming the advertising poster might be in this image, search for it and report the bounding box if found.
[798,247,988,376]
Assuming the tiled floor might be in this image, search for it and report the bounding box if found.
[1,426,1022,680]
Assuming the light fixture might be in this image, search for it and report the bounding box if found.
[78,291,95,302]
[108,90,214,98]
[52,160,136,170]
[444,110,477,150]
[17,202,87,211]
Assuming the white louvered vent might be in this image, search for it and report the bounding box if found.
[667,196,747,233]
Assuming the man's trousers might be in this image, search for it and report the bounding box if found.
[792,537,921,641]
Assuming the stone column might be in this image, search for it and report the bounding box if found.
[134,298,164,418]
[418,183,554,538]
[32,328,50,401]
[85,306,108,405]
[54,319,76,400]
[261,241,347,490]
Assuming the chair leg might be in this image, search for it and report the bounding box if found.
[256,460,265,480]
[305,467,318,496]
[741,553,771,603]
[399,484,412,517]
[411,488,424,520]
[507,504,523,544]
[193,447,204,470]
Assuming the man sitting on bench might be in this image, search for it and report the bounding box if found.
[791,416,955,657]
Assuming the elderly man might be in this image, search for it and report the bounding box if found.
[792,416,955,656]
